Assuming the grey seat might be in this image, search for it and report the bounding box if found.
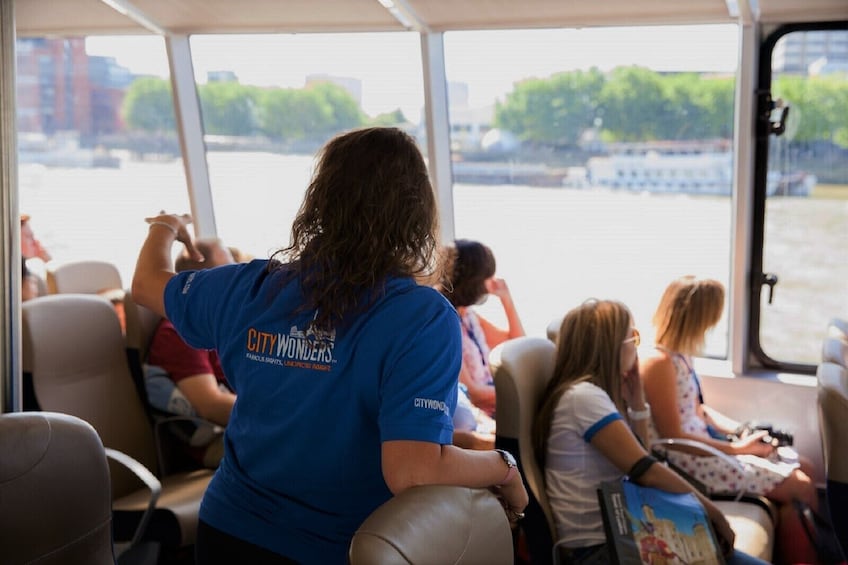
[822,336,848,368]
[490,336,559,564]
[349,485,513,565]
[817,361,848,558]
[21,294,213,554]
[0,411,116,565]
[0,410,162,564]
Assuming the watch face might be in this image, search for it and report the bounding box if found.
[498,449,516,468]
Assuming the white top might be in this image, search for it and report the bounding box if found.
[544,381,624,548]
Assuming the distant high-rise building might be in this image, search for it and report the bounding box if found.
[773,30,848,75]
[16,38,134,137]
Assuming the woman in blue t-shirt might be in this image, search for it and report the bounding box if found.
[132,127,528,564]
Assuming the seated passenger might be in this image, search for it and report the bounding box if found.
[21,258,39,302]
[640,276,819,560]
[439,239,525,417]
[20,213,51,262]
[145,238,237,468]
[452,383,496,450]
[532,299,766,565]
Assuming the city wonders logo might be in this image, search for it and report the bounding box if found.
[245,325,336,372]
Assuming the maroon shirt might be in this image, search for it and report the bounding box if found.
[147,319,229,387]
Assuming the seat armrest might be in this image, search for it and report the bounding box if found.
[105,448,162,552]
[650,437,747,501]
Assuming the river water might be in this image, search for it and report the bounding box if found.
[18,151,847,364]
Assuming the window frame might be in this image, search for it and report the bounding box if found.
[749,20,848,374]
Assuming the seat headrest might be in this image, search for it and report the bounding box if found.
[822,337,848,367]
[0,411,114,565]
[349,485,512,565]
[817,362,848,482]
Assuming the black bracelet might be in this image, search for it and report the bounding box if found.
[627,455,658,481]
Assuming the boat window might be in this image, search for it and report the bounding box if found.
[443,25,737,356]
[188,32,424,261]
[16,36,189,285]
[754,26,848,368]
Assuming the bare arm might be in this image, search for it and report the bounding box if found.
[381,440,528,518]
[591,419,736,552]
[176,374,236,426]
[452,430,495,451]
[132,213,202,318]
[641,354,774,457]
[478,278,525,348]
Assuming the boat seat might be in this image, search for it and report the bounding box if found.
[21,294,213,554]
[47,259,123,295]
[490,335,775,563]
[822,336,848,368]
[817,362,848,559]
[349,485,512,565]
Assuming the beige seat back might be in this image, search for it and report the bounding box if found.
[490,336,558,561]
[816,361,848,556]
[546,316,563,343]
[817,362,848,483]
[21,294,159,497]
[822,336,848,368]
[349,485,512,564]
[0,411,115,565]
[47,259,123,294]
[828,317,848,342]
[21,293,214,551]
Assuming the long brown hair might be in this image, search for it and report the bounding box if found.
[532,299,632,466]
[652,276,724,355]
[271,127,441,332]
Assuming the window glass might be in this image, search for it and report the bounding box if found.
[443,26,738,356]
[188,33,424,261]
[16,36,189,285]
[760,29,848,364]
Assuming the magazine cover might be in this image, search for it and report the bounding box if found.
[598,480,726,565]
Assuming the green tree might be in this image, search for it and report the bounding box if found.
[122,77,175,132]
[370,108,409,127]
[257,83,365,141]
[774,74,848,147]
[198,82,260,136]
[598,66,670,142]
[495,68,605,147]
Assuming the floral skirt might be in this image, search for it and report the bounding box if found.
[665,451,798,496]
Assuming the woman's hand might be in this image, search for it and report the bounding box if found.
[730,429,775,457]
[485,277,512,301]
[491,472,529,528]
[145,212,203,262]
[621,355,646,410]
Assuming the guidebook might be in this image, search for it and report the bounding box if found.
[597,480,726,565]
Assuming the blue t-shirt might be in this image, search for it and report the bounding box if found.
[164,260,461,564]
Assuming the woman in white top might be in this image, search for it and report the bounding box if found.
[532,299,766,565]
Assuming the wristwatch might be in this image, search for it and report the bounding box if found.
[495,449,518,485]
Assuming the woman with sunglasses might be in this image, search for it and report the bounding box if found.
[532,299,766,565]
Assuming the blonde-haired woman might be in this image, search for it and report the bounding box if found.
[533,299,765,565]
[641,277,819,561]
